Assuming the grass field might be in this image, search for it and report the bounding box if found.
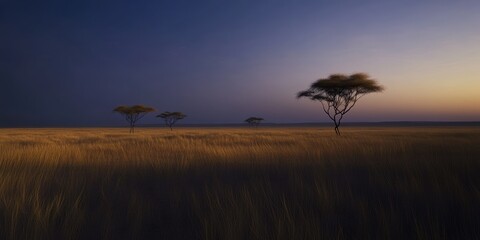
[1,127,480,239]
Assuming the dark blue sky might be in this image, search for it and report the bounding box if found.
[2,0,480,126]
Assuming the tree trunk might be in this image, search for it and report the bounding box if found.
[334,122,341,136]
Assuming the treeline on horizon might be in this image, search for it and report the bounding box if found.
[113,73,385,135]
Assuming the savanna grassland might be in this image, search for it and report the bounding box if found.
[1,127,480,239]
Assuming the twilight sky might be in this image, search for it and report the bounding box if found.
[1,0,480,127]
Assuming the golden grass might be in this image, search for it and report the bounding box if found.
[1,127,480,239]
[3,127,478,167]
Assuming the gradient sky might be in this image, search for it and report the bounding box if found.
[1,0,480,127]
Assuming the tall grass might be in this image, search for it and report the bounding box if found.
[1,127,480,239]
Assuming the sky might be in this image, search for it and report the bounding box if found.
[1,0,480,127]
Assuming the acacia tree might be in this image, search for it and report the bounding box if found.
[157,112,186,130]
[245,117,264,127]
[297,73,384,135]
[113,105,155,133]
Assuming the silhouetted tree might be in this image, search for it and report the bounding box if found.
[245,117,264,127]
[113,105,155,133]
[297,73,384,135]
[157,112,186,130]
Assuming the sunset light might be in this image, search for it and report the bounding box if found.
[1,1,480,239]
[2,1,479,126]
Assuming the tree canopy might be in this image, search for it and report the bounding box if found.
[297,73,384,135]
[245,117,264,127]
[157,111,186,130]
[113,105,155,133]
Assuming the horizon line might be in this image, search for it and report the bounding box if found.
[2,121,480,129]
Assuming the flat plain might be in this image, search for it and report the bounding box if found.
[1,127,480,239]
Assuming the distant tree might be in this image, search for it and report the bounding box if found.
[113,105,155,133]
[245,117,264,127]
[157,112,186,130]
[297,73,384,135]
